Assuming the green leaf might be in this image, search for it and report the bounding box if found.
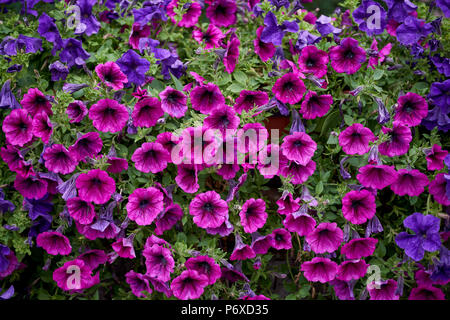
[170,72,184,91]
[344,115,353,126]
[233,71,248,85]
[316,181,324,194]
[373,69,384,81]
[227,83,244,93]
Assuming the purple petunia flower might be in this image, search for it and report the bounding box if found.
[49,61,69,81]
[66,100,88,123]
[368,279,399,300]
[155,203,183,235]
[352,0,387,35]
[37,13,63,54]
[260,12,299,46]
[396,16,433,46]
[298,46,329,79]
[390,169,429,197]
[395,212,441,261]
[171,269,208,300]
[206,0,237,27]
[342,190,376,225]
[36,231,72,256]
[329,38,366,75]
[378,122,412,157]
[230,233,256,260]
[32,111,53,144]
[281,132,316,165]
[75,0,101,36]
[167,0,202,28]
[254,26,276,62]
[425,144,448,171]
[0,80,20,110]
[185,255,222,286]
[67,197,96,225]
[315,15,342,37]
[283,207,316,236]
[341,237,378,260]
[428,80,450,113]
[300,91,333,119]
[223,32,240,74]
[89,98,129,133]
[125,270,152,298]
[204,106,240,135]
[59,38,91,68]
[190,82,225,114]
[192,24,225,49]
[394,92,428,127]
[69,132,103,162]
[384,0,417,21]
[272,72,306,104]
[357,164,398,190]
[116,50,151,87]
[239,198,267,234]
[159,86,188,118]
[126,187,164,226]
[95,61,128,91]
[301,257,338,283]
[295,30,320,51]
[75,169,115,205]
[436,0,450,17]
[336,259,369,281]
[306,222,343,254]
[132,142,170,174]
[53,259,99,292]
[43,144,78,175]
[189,191,228,229]
[339,123,376,155]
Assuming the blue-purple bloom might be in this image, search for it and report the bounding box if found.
[0,35,42,56]
[352,0,387,35]
[315,15,342,37]
[0,189,15,214]
[132,0,168,25]
[436,0,450,18]
[430,54,450,77]
[395,212,441,261]
[429,80,450,113]
[59,38,91,68]
[74,0,101,36]
[295,30,320,50]
[260,12,299,46]
[116,50,151,86]
[396,16,433,46]
[0,80,20,109]
[49,61,69,81]
[384,0,417,21]
[37,12,63,54]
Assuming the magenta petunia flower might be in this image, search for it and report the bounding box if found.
[306,222,343,254]
[43,144,78,175]
[329,37,366,74]
[239,198,267,233]
[67,197,96,225]
[2,109,33,147]
[189,191,228,229]
[190,82,225,114]
[75,219,120,241]
[66,100,88,123]
[112,237,136,259]
[178,126,218,165]
[171,269,209,300]
[132,97,164,128]
[14,173,48,200]
[341,237,378,260]
[236,122,269,155]
[125,270,152,298]
[390,168,429,197]
[279,159,316,185]
[76,169,116,204]
[272,72,306,104]
[143,244,175,282]
[336,259,369,281]
[254,26,276,62]
[283,209,316,236]
[32,111,52,144]
[298,45,329,78]
[156,131,181,157]
[77,249,108,270]
[408,285,445,300]
[271,228,292,250]
[53,259,99,291]
[378,121,412,157]
[167,0,202,28]
[36,231,72,256]
[89,99,128,133]
[192,24,225,49]
[276,192,300,215]
[429,173,450,206]
[206,0,236,27]
[1,144,25,173]
[155,203,183,235]
[233,90,269,114]
[281,132,317,165]
[339,123,376,155]
[224,32,240,73]
[107,157,128,173]
[301,257,338,283]
[425,144,448,171]
[69,132,103,162]
[20,88,52,117]
[126,187,164,226]
[185,255,221,286]
[175,164,200,194]
[132,142,170,174]
[357,164,399,190]
[251,233,274,255]
[159,86,188,118]
[230,233,256,260]
[95,61,128,91]
[128,23,151,49]
[300,91,333,119]
[367,279,399,300]
[342,190,376,225]
[394,92,428,127]
[204,106,240,135]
